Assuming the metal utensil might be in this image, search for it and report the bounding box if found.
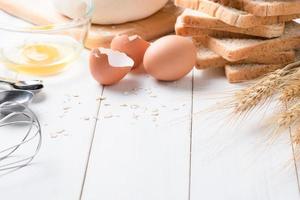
[0,90,34,114]
[0,101,42,176]
[0,77,43,93]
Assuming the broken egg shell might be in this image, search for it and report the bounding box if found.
[89,48,134,86]
[111,35,150,73]
[130,63,146,74]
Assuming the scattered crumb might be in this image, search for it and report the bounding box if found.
[56,129,66,134]
[173,108,179,111]
[132,113,139,120]
[63,107,71,111]
[73,95,79,98]
[96,96,106,101]
[50,129,67,138]
[150,95,157,98]
[120,104,128,107]
[93,117,99,120]
[50,134,58,139]
[152,113,159,117]
[104,114,113,119]
[123,91,129,95]
[104,103,111,106]
[130,104,139,109]
[83,117,90,121]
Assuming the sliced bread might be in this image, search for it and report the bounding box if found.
[229,0,300,17]
[177,9,285,38]
[175,0,300,28]
[225,63,284,83]
[193,21,300,62]
[196,45,296,69]
[176,22,258,38]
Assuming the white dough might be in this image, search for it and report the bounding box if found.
[53,0,88,19]
[52,0,168,25]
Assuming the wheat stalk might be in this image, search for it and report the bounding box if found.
[292,128,300,145]
[277,102,300,128]
[233,61,300,114]
[280,70,300,102]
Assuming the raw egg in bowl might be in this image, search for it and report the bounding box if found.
[0,0,94,76]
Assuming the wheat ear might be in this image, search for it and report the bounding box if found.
[233,61,300,114]
[280,69,300,102]
[277,102,300,129]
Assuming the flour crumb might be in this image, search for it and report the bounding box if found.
[96,96,106,101]
[104,114,113,119]
[130,104,139,109]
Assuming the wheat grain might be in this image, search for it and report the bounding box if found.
[233,61,300,114]
[292,129,300,145]
[234,70,284,113]
[280,70,300,102]
[277,102,300,128]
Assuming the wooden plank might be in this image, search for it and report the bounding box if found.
[190,68,300,199]
[0,50,103,200]
[81,73,193,200]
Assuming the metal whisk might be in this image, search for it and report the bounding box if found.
[0,101,42,175]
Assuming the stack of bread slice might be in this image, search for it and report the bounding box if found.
[174,0,300,83]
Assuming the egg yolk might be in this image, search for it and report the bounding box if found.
[23,44,60,65]
[1,39,82,76]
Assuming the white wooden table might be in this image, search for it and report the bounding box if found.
[0,14,300,200]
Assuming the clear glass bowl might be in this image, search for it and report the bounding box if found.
[0,0,93,76]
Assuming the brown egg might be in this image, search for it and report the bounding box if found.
[89,48,134,86]
[143,35,197,81]
[111,35,150,73]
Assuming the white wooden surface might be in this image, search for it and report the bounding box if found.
[0,13,300,200]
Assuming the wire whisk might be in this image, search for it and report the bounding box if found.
[0,101,42,175]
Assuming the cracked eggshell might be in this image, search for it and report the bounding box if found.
[89,48,134,86]
[143,35,197,81]
[111,35,150,73]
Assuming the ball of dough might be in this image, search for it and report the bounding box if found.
[53,0,88,19]
[53,0,168,25]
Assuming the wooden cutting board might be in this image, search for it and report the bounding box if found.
[0,0,182,49]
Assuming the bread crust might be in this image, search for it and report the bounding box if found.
[196,46,296,69]
[176,11,285,38]
[225,63,283,83]
[231,0,300,17]
[175,0,300,28]
[193,22,300,62]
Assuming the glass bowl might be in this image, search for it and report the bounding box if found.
[0,0,93,76]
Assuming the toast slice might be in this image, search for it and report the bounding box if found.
[177,9,285,38]
[196,45,296,69]
[225,63,284,83]
[176,22,258,38]
[193,21,300,62]
[175,0,300,28]
[225,50,300,83]
[229,0,300,17]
